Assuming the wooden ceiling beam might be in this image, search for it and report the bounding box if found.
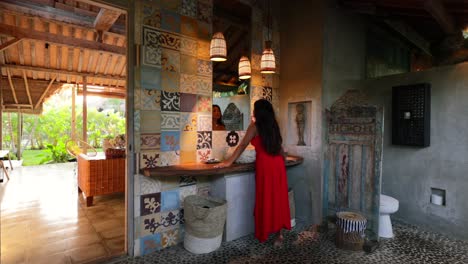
[35,76,56,109]
[424,0,456,35]
[31,41,37,79]
[0,38,22,52]
[94,8,122,33]
[22,70,33,107]
[0,0,125,35]
[74,0,126,14]
[1,64,126,81]
[76,90,125,99]
[6,69,18,104]
[384,19,432,55]
[0,23,126,55]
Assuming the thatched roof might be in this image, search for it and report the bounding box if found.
[0,0,127,114]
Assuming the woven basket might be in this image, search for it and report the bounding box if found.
[105,148,126,159]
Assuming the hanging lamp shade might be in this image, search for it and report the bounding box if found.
[260,41,275,74]
[210,32,227,62]
[238,56,251,80]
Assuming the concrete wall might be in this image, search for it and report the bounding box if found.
[322,1,367,109]
[320,1,367,221]
[362,62,468,239]
[279,0,325,225]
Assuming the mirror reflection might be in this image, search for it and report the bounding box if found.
[212,0,251,131]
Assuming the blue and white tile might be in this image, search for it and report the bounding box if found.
[140,61,162,89]
[161,9,181,33]
[140,150,160,169]
[180,113,197,131]
[140,110,161,133]
[159,151,180,166]
[161,189,180,212]
[179,176,197,187]
[161,71,180,92]
[196,60,212,76]
[197,114,211,131]
[197,0,212,24]
[195,75,212,95]
[179,184,197,208]
[180,0,197,18]
[180,74,197,94]
[162,48,180,72]
[140,233,162,256]
[196,148,212,163]
[141,89,161,110]
[226,130,240,147]
[140,175,162,195]
[160,91,180,112]
[139,211,179,237]
[141,192,162,216]
[180,36,198,56]
[161,228,180,248]
[197,131,212,150]
[142,45,162,68]
[141,133,161,150]
[161,112,181,131]
[160,131,180,152]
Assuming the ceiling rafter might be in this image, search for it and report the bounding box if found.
[94,8,121,32]
[0,38,22,52]
[6,69,18,104]
[35,76,56,109]
[0,23,126,55]
[22,70,33,107]
[2,64,126,81]
[0,0,125,35]
[424,0,456,35]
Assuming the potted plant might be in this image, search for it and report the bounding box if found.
[102,135,114,153]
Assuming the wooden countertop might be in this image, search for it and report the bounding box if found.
[141,155,303,177]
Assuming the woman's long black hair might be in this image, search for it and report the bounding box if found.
[253,99,282,155]
[212,104,225,126]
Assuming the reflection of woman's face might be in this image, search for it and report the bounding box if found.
[213,107,222,120]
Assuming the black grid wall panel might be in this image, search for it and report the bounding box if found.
[392,83,430,147]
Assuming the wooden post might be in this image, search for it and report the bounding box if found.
[82,76,88,152]
[0,66,3,150]
[71,83,76,139]
[17,110,22,159]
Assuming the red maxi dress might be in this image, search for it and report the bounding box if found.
[251,135,291,242]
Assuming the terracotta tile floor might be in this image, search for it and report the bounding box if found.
[0,162,125,264]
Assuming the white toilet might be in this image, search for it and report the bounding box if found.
[379,194,399,238]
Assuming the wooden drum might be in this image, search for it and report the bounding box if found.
[335,211,367,251]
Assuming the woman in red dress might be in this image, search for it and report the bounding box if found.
[216,99,291,245]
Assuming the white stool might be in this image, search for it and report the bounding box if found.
[379,194,399,238]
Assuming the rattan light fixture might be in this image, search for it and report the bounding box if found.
[261,0,275,74]
[238,56,251,80]
[210,32,227,62]
[260,41,275,74]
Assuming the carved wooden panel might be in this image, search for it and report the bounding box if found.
[324,90,383,241]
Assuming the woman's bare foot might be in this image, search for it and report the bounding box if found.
[273,233,284,247]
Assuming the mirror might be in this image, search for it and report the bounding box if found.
[212,0,251,131]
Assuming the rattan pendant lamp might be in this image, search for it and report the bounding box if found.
[210,32,227,62]
[238,55,251,80]
[260,0,275,74]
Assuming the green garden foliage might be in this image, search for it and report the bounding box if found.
[2,89,125,165]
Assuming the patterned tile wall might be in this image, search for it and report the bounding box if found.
[133,0,280,256]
